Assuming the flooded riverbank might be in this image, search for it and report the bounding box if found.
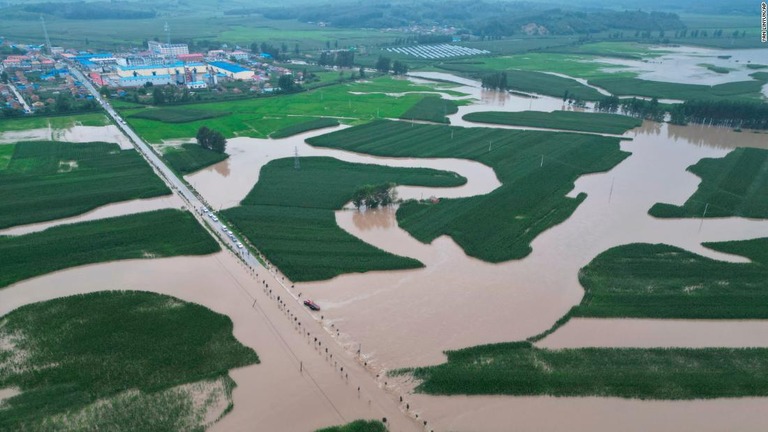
[539,318,768,349]
[0,252,420,432]
[185,127,501,211]
[0,195,183,236]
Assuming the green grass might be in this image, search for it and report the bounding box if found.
[222,157,466,281]
[400,96,458,124]
[699,63,732,74]
[0,113,110,132]
[316,420,387,432]
[463,110,642,134]
[649,148,768,219]
[0,141,170,229]
[0,144,14,170]
[307,120,628,262]
[746,64,768,70]
[403,341,768,399]
[270,117,340,138]
[163,143,228,174]
[589,75,768,101]
[437,65,605,101]
[129,107,231,123]
[0,209,220,289]
[0,291,259,431]
[575,240,768,319]
[120,77,459,142]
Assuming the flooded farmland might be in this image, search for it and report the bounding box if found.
[0,124,134,149]
[5,68,768,432]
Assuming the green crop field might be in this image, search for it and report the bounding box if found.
[129,107,231,123]
[0,141,170,229]
[402,341,768,399]
[0,145,13,170]
[317,420,387,432]
[0,113,110,133]
[222,157,466,281]
[649,148,768,219]
[307,120,628,262]
[163,143,228,174]
[574,239,768,319]
[400,96,459,124]
[119,77,460,142]
[0,209,219,289]
[270,117,340,138]
[589,75,768,101]
[437,65,605,100]
[0,291,258,431]
[747,64,768,70]
[464,111,642,134]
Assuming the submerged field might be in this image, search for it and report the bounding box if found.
[0,291,259,431]
[649,147,768,219]
[222,157,466,281]
[463,110,642,134]
[307,120,628,262]
[436,64,605,100]
[0,114,111,133]
[575,239,768,319]
[588,75,768,102]
[404,341,768,399]
[0,141,170,229]
[162,143,229,174]
[0,209,219,289]
[119,77,462,142]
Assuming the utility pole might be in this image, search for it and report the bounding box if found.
[294,146,301,170]
[40,16,52,54]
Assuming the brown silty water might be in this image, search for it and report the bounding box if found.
[0,195,184,236]
[0,252,422,432]
[0,124,134,149]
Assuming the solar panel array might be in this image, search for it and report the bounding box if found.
[386,44,490,59]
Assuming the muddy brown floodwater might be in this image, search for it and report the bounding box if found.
[293,120,768,431]
[0,124,134,149]
[0,252,421,432]
[0,195,184,236]
[185,127,500,211]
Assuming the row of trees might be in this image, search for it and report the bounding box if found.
[196,127,227,154]
[595,95,768,129]
[351,184,397,209]
[595,95,664,122]
[375,56,408,75]
[481,72,508,90]
[318,50,355,68]
[673,100,768,129]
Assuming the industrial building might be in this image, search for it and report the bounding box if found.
[147,41,189,57]
[208,61,254,80]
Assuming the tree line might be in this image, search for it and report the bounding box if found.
[318,50,355,68]
[376,56,408,75]
[196,127,227,154]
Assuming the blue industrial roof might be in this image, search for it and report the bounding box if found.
[209,61,251,73]
[117,62,205,71]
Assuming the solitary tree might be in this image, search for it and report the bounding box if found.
[375,56,391,73]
